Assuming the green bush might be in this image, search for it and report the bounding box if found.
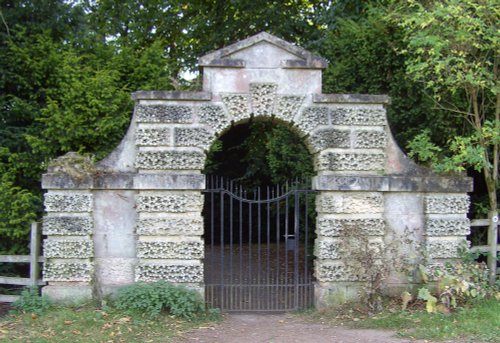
[113,281,206,320]
[12,287,52,315]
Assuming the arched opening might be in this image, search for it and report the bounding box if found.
[202,119,317,311]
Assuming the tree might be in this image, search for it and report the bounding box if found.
[393,0,499,283]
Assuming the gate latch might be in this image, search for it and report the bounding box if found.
[284,234,297,251]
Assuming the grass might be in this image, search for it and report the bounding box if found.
[306,298,500,342]
[0,303,218,343]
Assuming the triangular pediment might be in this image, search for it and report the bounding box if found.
[199,32,328,69]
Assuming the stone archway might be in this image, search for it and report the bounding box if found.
[41,32,472,307]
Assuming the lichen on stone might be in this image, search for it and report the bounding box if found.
[47,152,95,179]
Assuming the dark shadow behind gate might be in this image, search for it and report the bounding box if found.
[203,176,316,312]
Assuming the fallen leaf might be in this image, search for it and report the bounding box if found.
[64,320,72,325]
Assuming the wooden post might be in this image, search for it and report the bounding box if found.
[29,222,41,287]
[487,210,499,285]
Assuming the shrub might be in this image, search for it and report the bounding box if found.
[113,281,205,320]
[12,287,51,315]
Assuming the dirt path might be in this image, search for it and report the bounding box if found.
[179,313,435,343]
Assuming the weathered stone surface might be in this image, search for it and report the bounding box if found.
[250,83,277,116]
[136,128,171,146]
[136,216,203,235]
[425,218,470,236]
[316,262,359,282]
[353,129,386,149]
[424,195,470,214]
[43,239,93,258]
[137,240,203,259]
[222,94,250,122]
[198,104,231,133]
[317,192,384,214]
[317,152,385,172]
[274,95,304,121]
[427,238,469,259]
[42,216,93,236]
[317,217,385,236]
[43,261,94,282]
[310,128,350,151]
[44,193,92,212]
[133,173,205,190]
[316,240,341,260]
[174,127,214,150]
[135,263,203,283]
[295,107,329,134]
[136,105,193,123]
[135,150,205,170]
[132,91,211,101]
[313,94,390,104]
[331,107,386,126]
[136,192,203,213]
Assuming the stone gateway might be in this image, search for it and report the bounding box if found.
[41,32,472,308]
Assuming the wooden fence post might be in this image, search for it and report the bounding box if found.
[488,210,499,285]
[29,222,41,287]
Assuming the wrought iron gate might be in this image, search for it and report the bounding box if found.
[203,176,315,312]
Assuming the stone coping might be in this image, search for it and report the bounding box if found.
[42,172,472,193]
[313,94,391,104]
[131,91,211,101]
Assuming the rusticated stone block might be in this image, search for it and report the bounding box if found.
[318,192,384,214]
[44,193,92,212]
[427,238,469,259]
[136,105,193,123]
[222,94,250,122]
[136,127,171,146]
[137,240,203,259]
[310,128,350,151]
[43,239,93,258]
[274,95,304,121]
[250,83,277,116]
[425,218,470,236]
[43,261,94,282]
[317,152,385,172]
[198,104,231,133]
[42,216,93,236]
[424,195,470,214]
[136,192,203,213]
[135,263,203,283]
[136,216,203,235]
[317,217,385,236]
[331,107,386,126]
[316,262,360,282]
[316,238,384,260]
[295,107,329,134]
[353,129,386,149]
[174,127,214,150]
[135,150,205,170]
[316,240,341,260]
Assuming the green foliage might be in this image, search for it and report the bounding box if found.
[12,287,52,315]
[114,281,206,320]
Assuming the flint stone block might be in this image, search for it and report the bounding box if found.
[310,128,350,151]
[316,238,384,260]
[317,152,385,172]
[425,218,470,236]
[43,239,94,258]
[136,192,203,213]
[136,216,203,235]
[135,263,203,283]
[317,217,385,236]
[43,261,94,282]
[135,150,205,170]
[222,94,250,122]
[42,216,93,236]
[136,105,193,123]
[353,129,387,149]
[316,262,360,282]
[427,238,469,259]
[274,95,304,121]
[44,193,92,212]
[198,104,231,133]
[175,127,214,150]
[136,128,171,146]
[295,107,329,134]
[331,107,386,126]
[318,192,384,214]
[137,240,203,259]
[424,195,470,214]
[250,83,277,116]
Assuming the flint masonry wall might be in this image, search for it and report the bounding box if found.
[41,32,472,306]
